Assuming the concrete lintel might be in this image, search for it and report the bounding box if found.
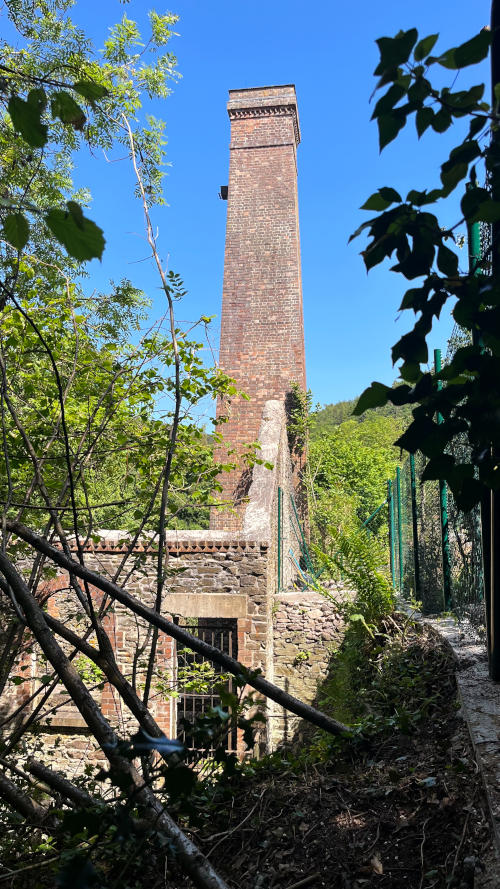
[164,593,247,618]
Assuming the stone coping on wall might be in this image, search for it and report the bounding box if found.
[53,530,269,555]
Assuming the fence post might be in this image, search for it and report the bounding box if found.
[409,455,421,601]
[290,494,314,575]
[434,348,452,611]
[489,9,500,680]
[396,466,404,594]
[387,479,396,589]
[467,195,490,666]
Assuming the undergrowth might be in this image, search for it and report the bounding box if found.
[315,612,457,761]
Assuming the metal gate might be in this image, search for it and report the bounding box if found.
[175,617,238,755]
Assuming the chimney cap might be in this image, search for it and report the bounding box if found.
[227,85,300,145]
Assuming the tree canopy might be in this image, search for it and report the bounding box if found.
[351,23,499,512]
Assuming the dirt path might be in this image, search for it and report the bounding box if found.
[168,620,496,889]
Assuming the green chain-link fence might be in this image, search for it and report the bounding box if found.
[388,446,485,626]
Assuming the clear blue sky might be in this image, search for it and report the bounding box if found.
[63,2,490,409]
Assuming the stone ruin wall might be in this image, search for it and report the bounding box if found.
[4,401,345,770]
[19,537,270,776]
[270,587,345,748]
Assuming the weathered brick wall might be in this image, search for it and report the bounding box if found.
[11,537,272,773]
[211,85,306,531]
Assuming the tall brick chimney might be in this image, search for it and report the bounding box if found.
[211,85,306,531]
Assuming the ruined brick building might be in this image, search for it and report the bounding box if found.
[8,86,342,763]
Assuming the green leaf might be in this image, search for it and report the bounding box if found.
[435,30,491,70]
[361,187,401,211]
[453,298,476,329]
[408,77,431,105]
[363,233,399,270]
[454,476,483,511]
[421,454,456,481]
[378,109,407,150]
[431,108,452,132]
[440,140,482,192]
[441,162,467,193]
[375,29,419,75]
[471,201,500,223]
[353,382,391,415]
[400,361,422,382]
[460,187,493,222]
[406,187,443,206]
[468,116,488,140]
[391,383,413,404]
[392,229,436,279]
[442,84,485,113]
[437,244,459,277]
[372,83,406,119]
[416,106,434,137]
[51,91,86,129]
[379,186,402,204]
[72,80,109,103]
[8,91,48,148]
[396,417,436,454]
[66,200,84,226]
[392,329,428,365]
[45,204,105,261]
[3,212,29,250]
[349,219,372,242]
[400,287,426,311]
[414,33,439,61]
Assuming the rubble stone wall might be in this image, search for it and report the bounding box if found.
[269,586,347,747]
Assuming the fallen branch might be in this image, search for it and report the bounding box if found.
[27,759,95,808]
[0,856,59,884]
[27,759,150,834]
[0,769,51,826]
[0,551,230,889]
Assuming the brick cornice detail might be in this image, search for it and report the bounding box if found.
[228,103,300,145]
[57,538,268,555]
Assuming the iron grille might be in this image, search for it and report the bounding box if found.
[175,617,238,755]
